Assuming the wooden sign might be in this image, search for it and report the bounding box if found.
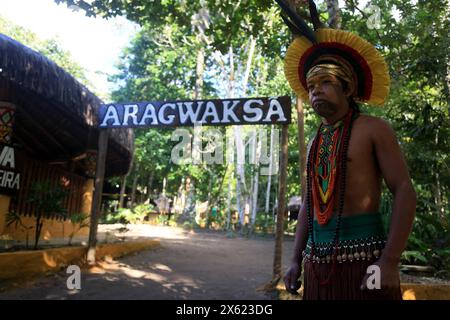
[98,96,291,128]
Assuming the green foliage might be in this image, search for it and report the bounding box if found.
[5,211,33,249]
[6,211,27,230]
[27,180,68,249]
[156,214,174,226]
[68,213,90,245]
[103,204,155,225]
[253,212,276,235]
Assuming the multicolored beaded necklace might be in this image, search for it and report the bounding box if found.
[313,117,345,226]
[306,108,358,285]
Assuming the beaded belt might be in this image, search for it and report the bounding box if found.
[303,212,387,264]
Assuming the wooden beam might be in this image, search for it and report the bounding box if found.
[13,134,39,156]
[87,129,110,264]
[15,123,55,156]
[273,124,289,282]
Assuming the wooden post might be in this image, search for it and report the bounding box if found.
[87,129,110,264]
[296,98,307,195]
[273,124,289,281]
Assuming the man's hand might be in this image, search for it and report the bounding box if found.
[360,257,400,294]
[284,263,302,295]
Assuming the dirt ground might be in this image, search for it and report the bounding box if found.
[0,225,295,300]
[1,224,448,300]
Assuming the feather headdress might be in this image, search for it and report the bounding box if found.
[275,0,390,106]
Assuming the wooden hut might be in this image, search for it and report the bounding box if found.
[0,33,133,243]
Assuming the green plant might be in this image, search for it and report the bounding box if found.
[401,209,450,277]
[107,204,155,225]
[284,219,298,235]
[26,180,68,249]
[6,211,33,249]
[133,204,154,222]
[67,213,89,245]
[156,214,169,225]
[254,213,276,235]
[182,220,195,231]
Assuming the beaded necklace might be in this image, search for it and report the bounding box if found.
[306,108,358,285]
[313,118,345,225]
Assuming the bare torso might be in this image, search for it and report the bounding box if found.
[312,114,383,219]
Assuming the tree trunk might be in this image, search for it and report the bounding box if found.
[226,171,233,230]
[179,178,186,214]
[265,125,275,214]
[272,125,289,283]
[120,148,134,209]
[297,98,307,197]
[234,35,257,228]
[119,174,128,209]
[242,35,256,95]
[34,214,43,250]
[194,47,205,100]
[250,130,262,230]
[130,162,140,207]
[206,171,213,226]
[162,177,167,196]
[326,0,342,29]
[87,129,109,264]
[179,177,195,222]
[434,131,444,220]
[147,172,154,202]
[234,126,246,226]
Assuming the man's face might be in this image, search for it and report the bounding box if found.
[307,74,348,118]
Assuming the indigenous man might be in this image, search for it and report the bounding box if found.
[276,0,417,300]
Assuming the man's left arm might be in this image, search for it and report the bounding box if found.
[370,119,417,289]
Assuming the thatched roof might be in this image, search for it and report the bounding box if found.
[0,33,133,176]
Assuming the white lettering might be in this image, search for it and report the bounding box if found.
[123,104,139,126]
[221,100,240,123]
[178,102,202,124]
[0,146,15,168]
[263,99,287,122]
[138,103,158,125]
[11,173,20,190]
[176,304,210,317]
[200,102,221,124]
[158,103,176,125]
[243,99,264,122]
[100,105,120,127]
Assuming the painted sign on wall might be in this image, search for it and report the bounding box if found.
[0,145,20,193]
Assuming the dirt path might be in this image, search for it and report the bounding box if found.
[0,226,295,300]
